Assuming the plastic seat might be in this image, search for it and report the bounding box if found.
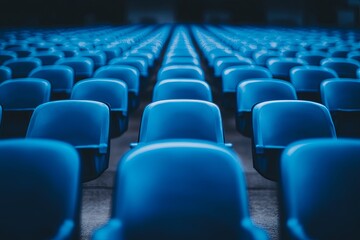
[29,65,74,100]
[280,139,360,240]
[71,79,128,138]
[0,66,11,82]
[163,56,200,66]
[222,65,272,109]
[26,100,110,181]
[0,79,51,138]
[3,57,41,78]
[236,79,297,137]
[80,51,107,70]
[290,66,338,102]
[347,51,360,62]
[296,51,328,66]
[266,58,307,81]
[321,58,360,78]
[0,139,80,240]
[153,79,212,102]
[157,65,205,81]
[31,51,64,65]
[93,140,268,240]
[252,100,336,181]
[0,51,17,65]
[56,57,94,82]
[94,65,140,111]
[109,57,148,77]
[253,50,280,66]
[321,79,360,137]
[214,56,254,78]
[132,100,225,147]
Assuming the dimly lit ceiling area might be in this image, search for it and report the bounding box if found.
[0,0,358,27]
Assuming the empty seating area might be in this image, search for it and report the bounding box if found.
[1,24,360,239]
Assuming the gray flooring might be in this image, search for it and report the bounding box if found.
[80,94,279,239]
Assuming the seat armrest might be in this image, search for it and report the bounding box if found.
[75,143,108,154]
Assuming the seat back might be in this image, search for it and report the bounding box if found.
[4,57,41,78]
[266,58,307,80]
[237,79,297,112]
[153,79,212,102]
[222,65,272,93]
[321,79,360,110]
[0,139,80,239]
[253,100,336,147]
[111,140,266,240]
[71,79,128,111]
[109,57,148,77]
[139,100,224,143]
[157,65,204,81]
[321,58,360,78]
[26,100,109,146]
[94,65,140,95]
[281,139,360,239]
[56,57,94,81]
[0,79,50,109]
[29,65,74,94]
[0,66,11,83]
[290,66,338,92]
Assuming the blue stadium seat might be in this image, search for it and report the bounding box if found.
[163,56,200,66]
[109,57,148,77]
[80,50,107,70]
[266,58,307,81]
[26,100,110,181]
[236,79,297,137]
[253,50,280,66]
[222,65,272,109]
[71,79,128,138]
[252,100,336,180]
[0,139,81,240]
[214,56,254,77]
[56,57,94,82]
[94,65,140,111]
[0,51,17,65]
[132,100,226,147]
[0,66,11,82]
[280,139,360,240]
[296,51,328,66]
[3,57,41,78]
[29,65,74,100]
[290,66,338,102]
[153,79,212,102]
[321,79,360,137]
[321,57,360,78]
[93,140,268,240]
[157,65,205,81]
[0,78,51,138]
[31,51,64,65]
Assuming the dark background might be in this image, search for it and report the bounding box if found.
[0,0,358,27]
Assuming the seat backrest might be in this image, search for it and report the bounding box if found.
[26,100,109,146]
[222,65,272,93]
[157,65,204,81]
[321,57,360,78]
[253,100,336,147]
[29,65,74,93]
[139,100,224,143]
[31,51,64,65]
[56,57,94,79]
[266,58,307,80]
[237,79,297,112]
[296,51,328,66]
[281,139,360,239]
[0,66,11,83]
[109,57,148,77]
[0,79,50,109]
[290,66,338,91]
[94,65,140,94]
[0,139,80,239]
[112,140,266,240]
[153,79,212,102]
[321,79,360,110]
[214,56,253,77]
[71,79,128,111]
[4,57,42,78]
[0,51,17,65]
